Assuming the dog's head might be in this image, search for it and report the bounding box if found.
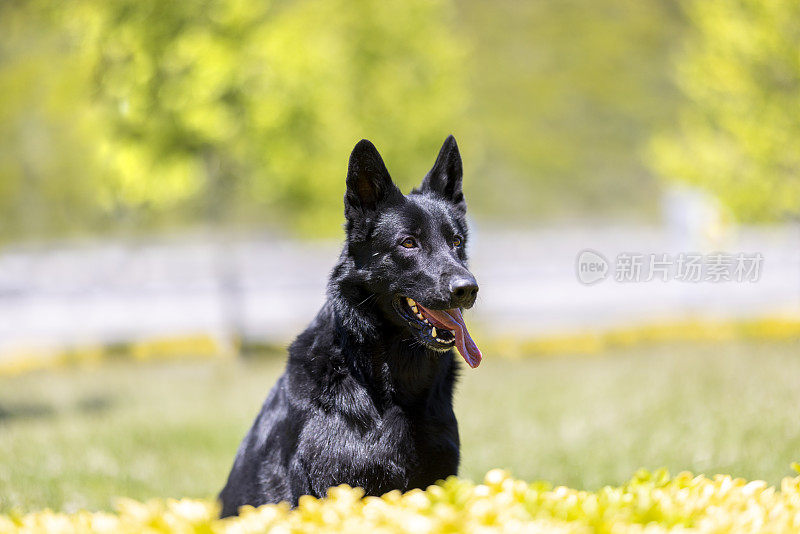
[342,136,481,368]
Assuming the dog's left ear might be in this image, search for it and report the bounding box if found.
[415,135,465,213]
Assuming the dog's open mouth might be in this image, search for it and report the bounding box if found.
[395,297,482,368]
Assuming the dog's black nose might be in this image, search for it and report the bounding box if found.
[449,277,479,308]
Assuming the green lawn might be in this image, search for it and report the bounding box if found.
[2,340,800,513]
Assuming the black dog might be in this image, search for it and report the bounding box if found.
[219,136,482,517]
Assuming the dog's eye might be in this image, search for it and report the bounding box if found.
[400,237,417,249]
[452,236,463,247]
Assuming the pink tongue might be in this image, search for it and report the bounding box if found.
[418,305,482,368]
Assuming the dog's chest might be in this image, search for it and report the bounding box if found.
[406,407,460,488]
[368,400,460,491]
[302,352,460,494]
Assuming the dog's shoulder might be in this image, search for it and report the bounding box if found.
[286,301,383,428]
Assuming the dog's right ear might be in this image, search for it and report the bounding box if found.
[345,139,401,221]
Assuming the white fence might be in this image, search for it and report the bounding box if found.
[1,224,798,358]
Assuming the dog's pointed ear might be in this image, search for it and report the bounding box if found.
[345,139,401,220]
[416,135,465,213]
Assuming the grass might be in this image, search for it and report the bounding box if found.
[1,340,799,513]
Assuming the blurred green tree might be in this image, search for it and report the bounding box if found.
[649,0,800,221]
[0,1,108,241]
[456,0,682,222]
[0,0,466,239]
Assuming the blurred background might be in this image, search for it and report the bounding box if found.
[2,0,800,513]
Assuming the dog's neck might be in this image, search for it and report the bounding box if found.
[327,266,451,410]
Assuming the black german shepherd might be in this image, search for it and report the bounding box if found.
[219,136,482,517]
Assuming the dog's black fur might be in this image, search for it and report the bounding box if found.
[219,136,479,517]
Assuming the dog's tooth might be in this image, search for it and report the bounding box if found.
[431,326,437,338]
[406,297,416,306]
[417,313,424,320]
[411,306,418,313]
[423,318,429,324]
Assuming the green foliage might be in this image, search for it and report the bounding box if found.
[649,0,800,221]
[4,469,800,532]
[0,1,107,240]
[0,0,466,238]
[18,0,799,234]
[459,0,682,221]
